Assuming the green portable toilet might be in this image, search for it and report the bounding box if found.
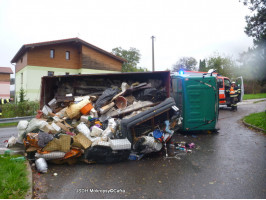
[171,74,219,131]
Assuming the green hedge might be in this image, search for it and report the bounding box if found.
[0,101,39,118]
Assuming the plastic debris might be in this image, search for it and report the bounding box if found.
[35,158,48,173]
[10,74,186,167]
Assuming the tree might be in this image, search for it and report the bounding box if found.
[239,0,266,86]
[112,47,147,72]
[19,88,26,103]
[205,53,237,78]
[172,57,197,72]
[242,0,266,46]
[198,59,207,72]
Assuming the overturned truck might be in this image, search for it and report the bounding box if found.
[18,71,181,167]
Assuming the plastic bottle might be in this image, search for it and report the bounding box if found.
[10,157,26,161]
[35,158,48,173]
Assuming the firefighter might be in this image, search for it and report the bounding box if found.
[228,82,239,111]
[0,98,13,117]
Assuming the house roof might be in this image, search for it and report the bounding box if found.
[0,67,13,74]
[11,37,127,63]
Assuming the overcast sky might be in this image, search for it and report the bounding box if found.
[0,0,253,74]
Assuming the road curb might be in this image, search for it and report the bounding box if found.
[242,119,266,133]
[25,160,33,199]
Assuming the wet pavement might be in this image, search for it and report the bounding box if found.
[0,126,18,148]
[0,100,265,198]
[40,100,266,199]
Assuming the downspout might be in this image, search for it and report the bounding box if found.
[11,62,16,103]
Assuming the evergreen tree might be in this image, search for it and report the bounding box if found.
[198,59,207,72]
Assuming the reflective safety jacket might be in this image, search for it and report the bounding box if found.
[0,98,10,105]
[227,86,240,98]
[229,86,235,95]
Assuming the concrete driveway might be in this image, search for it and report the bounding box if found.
[0,99,265,198]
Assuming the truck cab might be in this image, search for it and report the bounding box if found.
[217,76,244,107]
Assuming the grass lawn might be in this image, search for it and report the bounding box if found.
[0,122,18,128]
[0,154,30,199]
[243,112,266,132]
[243,93,266,100]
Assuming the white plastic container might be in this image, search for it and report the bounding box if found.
[77,122,91,139]
[109,138,131,150]
[35,158,48,173]
[90,126,103,137]
[80,115,89,123]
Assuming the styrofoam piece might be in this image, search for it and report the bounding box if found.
[97,141,110,147]
[80,115,89,123]
[51,122,61,132]
[42,105,52,115]
[90,126,103,137]
[109,138,131,150]
[77,122,91,139]
[48,98,57,107]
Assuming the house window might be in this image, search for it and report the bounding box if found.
[48,71,54,76]
[66,51,70,60]
[21,73,23,85]
[65,72,69,75]
[21,57,23,63]
[50,49,55,58]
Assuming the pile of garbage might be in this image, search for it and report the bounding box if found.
[8,81,181,172]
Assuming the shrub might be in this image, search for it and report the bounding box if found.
[1,101,39,118]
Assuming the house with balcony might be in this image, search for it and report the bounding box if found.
[11,38,126,101]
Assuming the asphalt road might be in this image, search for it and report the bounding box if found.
[0,126,18,148]
[0,100,265,198]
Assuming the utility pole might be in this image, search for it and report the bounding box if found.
[151,36,155,71]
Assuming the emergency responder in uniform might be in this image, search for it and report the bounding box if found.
[227,81,240,111]
[0,98,12,117]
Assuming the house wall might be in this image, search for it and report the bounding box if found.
[0,74,11,98]
[15,65,119,101]
[15,52,28,73]
[0,73,10,82]
[82,45,122,71]
[27,43,81,70]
